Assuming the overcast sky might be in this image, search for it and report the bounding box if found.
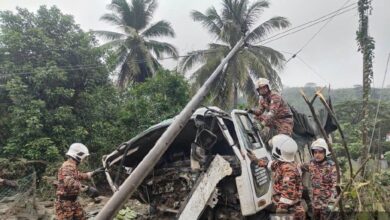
[1,0,389,88]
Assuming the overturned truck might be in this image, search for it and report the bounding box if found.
[102,106,333,219]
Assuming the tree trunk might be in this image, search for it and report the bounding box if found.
[357,0,375,175]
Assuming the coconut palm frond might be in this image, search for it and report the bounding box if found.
[99,39,127,50]
[191,10,222,37]
[99,0,177,87]
[93,30,126,41]
[179,49,215,73]
[245,0,269,26]
[145,40,178,60]
[100,13,124,27]
[249,45,285,69]
[247,16,290,43]
[142,20,175,38]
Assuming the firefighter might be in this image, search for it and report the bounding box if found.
[247,134,305,219]
[301,138,337,220]
[55,143,95,220]
[248,78,293,137]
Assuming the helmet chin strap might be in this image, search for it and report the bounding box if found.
[69,156,81,165]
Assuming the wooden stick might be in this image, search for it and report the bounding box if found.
[316,92,353,178]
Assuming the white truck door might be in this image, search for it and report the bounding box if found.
[231,110,273,216]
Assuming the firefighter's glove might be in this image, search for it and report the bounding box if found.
[91,167,105,177]
[247,151,258,163]
[4,179,18,188]
[86,186,99,199]
[247,108,261,116]
[86,168,103,179]
[247,151,267,167]
[254,115,267,125]
[246,108,255,114]
[257,159,268,167]
[259,115,268,124]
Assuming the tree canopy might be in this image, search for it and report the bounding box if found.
[0,6,120,163]
[179,0,289,109]
[0,5,189,169]
[95,0,178,88]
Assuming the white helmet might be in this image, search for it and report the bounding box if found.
[255,78,270,90]
[271,134,298,162]
[66,143,89,162]
[311,138,330,156]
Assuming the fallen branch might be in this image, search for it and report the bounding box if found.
[316,91,353,178]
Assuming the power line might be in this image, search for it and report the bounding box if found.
[0,48,222,76]
[297,0,353,53]
[260,5,357,46]
[121,2,359,65]
[279,0,354,65]
[368,53,390,154]
[277,50,330,86]
[134,5,360,68]
[0,62,106,71]
[0,64,106,74]
[3,3,358,71]
[255,1,357,45]
[269,0,356,88]
[296,55,330,85]
[0,2,359,78]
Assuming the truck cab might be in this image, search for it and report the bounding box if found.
[102,106,316,219]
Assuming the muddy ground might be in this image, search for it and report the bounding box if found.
[0,195,149,220]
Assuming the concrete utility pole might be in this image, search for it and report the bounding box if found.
[95,35,248,220]
[356,0,374,175]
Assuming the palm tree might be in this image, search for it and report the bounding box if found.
[95,0,178,88]
[179,0,290,108]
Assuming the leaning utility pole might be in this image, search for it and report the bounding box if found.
[95,35,248,220]
[356,0,374,174]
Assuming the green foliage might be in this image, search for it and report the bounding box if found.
[376,170,390,186]
[0,5,190,175]
[283,88,390,161]
[381,142,390,154]
[115,207,137,220]
[0,158,31,179]
[120,69,190,136]
[357,0,375,160]
[342,169,390,216]
[0,6,120,165]
[384,152,390,164]
[282,87,390,114]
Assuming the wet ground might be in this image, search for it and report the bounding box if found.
[0,195,148,220]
